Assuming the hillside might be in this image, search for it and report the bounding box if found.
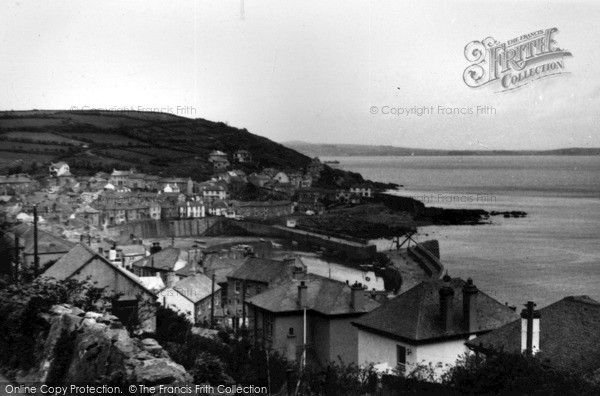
[0,110,313,180]
[285,141,600,157]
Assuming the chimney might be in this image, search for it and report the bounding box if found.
[286,327,297,362]
[462,278,478,333]
[298,281,308,308]
[520,301,541,356]
[166,271,176,288]
[351,282,364,311]
[439,276,455,332]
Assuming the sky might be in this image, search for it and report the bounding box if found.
[1,0,599,150]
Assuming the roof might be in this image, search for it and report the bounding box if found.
[131,247,182,271]
[111,169,131,176]
[237,200,291,208]
[228,257,293,284]
[352,278,519,343]
[170,273,220,304]
[9,223,75,254]
[138,276,166,293]
[246,274,380,316]
[0,174,32,184]
[120,244,147,256]
[50,161,68,168]
[466,296,600,373]
[210,150,227,156]
[42,243,155,298]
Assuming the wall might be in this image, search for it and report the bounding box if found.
[327,317,359,365]
[357,329,469,376]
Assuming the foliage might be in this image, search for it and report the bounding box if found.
[0,277,108,371]
[299,360,379,396]
[150,306,292,392]
[442,352,600,396]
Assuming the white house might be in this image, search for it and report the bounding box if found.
[352,277,519,377]
[349,183,372,198]
[157,273,221,324]
[273,171,290,184]
[49,162,71,177]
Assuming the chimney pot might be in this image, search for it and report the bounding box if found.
[520,301,541,355]
[463,278,479,333]
[351,282,364,311]
[298,281,308,308]
[439,285,455,332]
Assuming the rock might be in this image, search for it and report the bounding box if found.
[141,338,159,347]
[85,311,103,319]
[133,359,192,385]
[50,305,73,315]
[71,307,85,317]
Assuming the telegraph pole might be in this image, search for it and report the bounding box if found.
[33,205,39,277]
[13,235,20,284]
[210,273,216,327]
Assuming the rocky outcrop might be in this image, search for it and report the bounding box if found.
[18,304,191,386]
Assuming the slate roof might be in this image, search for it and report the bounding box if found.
[9,224,75,254]
[42,243,155,298]
[131,247,182,271]
[171,273,221,304]
[352,278,519,343]
[227,257,292,284]
[246,274,380,316]
[466,296,600,373]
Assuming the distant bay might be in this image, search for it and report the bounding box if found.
[325,155,600,307]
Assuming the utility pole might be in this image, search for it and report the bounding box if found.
[210,273,216,327]
[13,235,20,284]
[33,205,39,277]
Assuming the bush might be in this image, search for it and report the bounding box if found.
[442,352,600,395]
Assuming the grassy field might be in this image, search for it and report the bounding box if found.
[3,131,84,144]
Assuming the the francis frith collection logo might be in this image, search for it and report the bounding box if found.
[463,28,572,92]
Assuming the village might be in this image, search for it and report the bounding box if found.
[0,148,599,393]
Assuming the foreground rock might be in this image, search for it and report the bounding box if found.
[16,304,191,387]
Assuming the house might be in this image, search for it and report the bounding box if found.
[209,150,228,163]
[49,162,71,177]
[351,277,519,375]
[202,185,229,202]
[131,246,188,281]
[273,171,290,184]
[466,295,600,374]
[0,174,34,194]
[109,169,132,187]
[157,177,193,195]
[350,183,372,198]
[246,275,380,365]
[207,200,229,216]
[157,273,221,325]
[178,201,205,218]
[3,223,75,268]
[248,173,271,188]
[42,243,157,331]
[226,256,306,319]
[75,205,100,228]
[212,157,230,170]
[233,200,293,219]
[234,149,252,163]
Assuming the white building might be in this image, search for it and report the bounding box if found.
[352,277,519,377]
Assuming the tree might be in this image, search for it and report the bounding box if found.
[442,352,600,395]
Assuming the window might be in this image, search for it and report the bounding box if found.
[235,281,241,293]
[396,345,407,368]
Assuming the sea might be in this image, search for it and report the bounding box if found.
[323,155,600,308]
